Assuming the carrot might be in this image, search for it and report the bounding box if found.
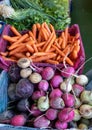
[29,31,36,41]
[33,52,55,56]
[37,29,42,42]
[14,53,26,59]
[13,34,29,45]
[26,52,31,57]
[45,33,56,52]
[47,48,56,52]
[32,43,38,52]
[36,42,46,47]
[10,26,21,36]
[36,23,41,30]
[49,24,55,34]
[70,50,78,60]
[65,27,68,43]
[9,45,25,55]
[58,38,63,46]
[52,45,74,66]
[2,56,17,62]
[3,35,18,43]
[56,55,61,61]
[32,24,37,38]
[26,44,34,53]
[8,43,24,50]
[44,22,51,35]
[46,59,59,64]
[41,27,48,41]
[75,33,80,39]
[61,32,66,49]
[30,53,56,62]
[0,52,8,56]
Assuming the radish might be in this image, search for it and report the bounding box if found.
[76,74,88,86]
[28,104,42,117]
[49,88,63,98]
[41,67,54,80]
[72,84,84,97]
[34,116,50,128]
[58,108,75,122]
[61,67,75,78]
[38,80,49,91]
[50,75,63,88]
[50,97,65,109]
[32,90,45,100]
[55,120,68,130]
[62,93,75,107]
[45,108,58,120]
[37,95,49,112]
[10,115,26,126]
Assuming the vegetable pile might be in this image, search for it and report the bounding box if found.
[1,23,81,67]
[0,57,92,130]
[0,0,70,31]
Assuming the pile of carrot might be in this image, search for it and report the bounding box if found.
[1,22,80,66]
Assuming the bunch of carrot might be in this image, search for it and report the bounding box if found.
[1,22,80,66]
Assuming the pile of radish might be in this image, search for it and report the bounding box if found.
[1,57,92,130]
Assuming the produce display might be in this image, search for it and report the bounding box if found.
[0,58,92,129]
[0,0,70,31]
[0,0,92,130]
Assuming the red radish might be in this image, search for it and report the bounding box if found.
[50,75,63,88]
[28,104,42,117]
[61,67,75,78]
[10,115,26,126]
[34,116,50,128]
[32,90,45,100]
[45,108,58,120]
[55,120,68,130]
[41,67,54,80]
[50,97,65,109]
[62,93,75,107]
[72,84,84,97]
[58,108,75,122]
[38,80,49,91]
[50,88,63,98]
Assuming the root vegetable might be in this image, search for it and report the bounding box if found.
[17,58,31,68]
[45,108,58,120]
[38,80,49,91]
[50,97,65,109]
[78,123,88,130]
[49,88,63,98]
[10,114,26,126]
[73,109,81,121]
[61,67,75,78]
[50,75,63,88]
[37,95,49,112]
[17,99,29,112]
[41,67,54,80]
[74,98,82,108]
[34,116,50,128]
[16,79,34,98]
[79,104,92,119]
[72,84,84,97]
[58,108,75,122]
[60,78,72,92]
[20,68,32,78]
[32,90,45,100]
[62,93,75,107]
[55,120,68,130]
[29,72,42,84]
[76,75,88,86]
[80,90,92,105]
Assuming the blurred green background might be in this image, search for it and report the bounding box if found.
[71,0,92,73]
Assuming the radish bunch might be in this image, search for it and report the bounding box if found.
[4,58,92,129]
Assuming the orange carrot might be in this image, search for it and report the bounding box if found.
[46,59,59,64]
[26,52,31,57]
[9,45,25,55]
[56,55,61,61]
[65,27,68,43]
[14,53,26,58]
[33,52,55,56]
[36,42,46,47]
[47,48,56,52]
[49,24,55,34]
[41,28,48,41]
[52,45,74,66]
[61,32,66,49]
[45,33,56,52]
[32,24,37,38]
[44,22,51,35]
[0,52,8,56]
[30,53,56,62]
[29,31,36,41]
[36,23,41,30]
[13,34,29,45]
[10,26,21,36]
[3,35,18,43]
[2,56,17,62]
[8,43,24,50]
[26,44,34,53]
